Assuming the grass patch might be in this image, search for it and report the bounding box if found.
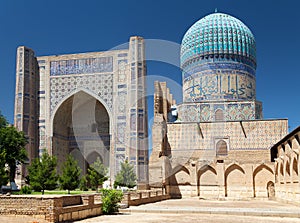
[29,189,97,195]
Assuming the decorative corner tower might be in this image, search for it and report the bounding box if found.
[14,46,39,181]
[127,36,149,188]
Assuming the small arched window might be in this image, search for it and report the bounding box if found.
[215,109,224,121]
[216,140,228,156]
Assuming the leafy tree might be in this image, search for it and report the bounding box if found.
[114,160,137,188]
[59,155,81,194]
[87,157,108,192]
[0,111,8,129]
[0,150,8,186]
[79,175,88,191]
[28,152,58,194]
[0,126,27,182]
[100,189,123,214]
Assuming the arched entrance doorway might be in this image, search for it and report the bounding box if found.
[52,91,110,174]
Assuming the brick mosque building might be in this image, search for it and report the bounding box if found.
[13,11,300,203]
[149,12,291,199]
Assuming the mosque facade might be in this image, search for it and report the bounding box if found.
[149,12,288,198]
[14,36,149,186]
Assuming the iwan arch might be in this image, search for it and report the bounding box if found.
[52,90,111,173]
[14,36,149,187]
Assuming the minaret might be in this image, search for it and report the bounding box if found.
[14,46,39,181]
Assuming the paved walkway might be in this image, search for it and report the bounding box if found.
[76,213,300,223]
[1,198,300,222]
[76,198,300,223]
[121,198,300,218]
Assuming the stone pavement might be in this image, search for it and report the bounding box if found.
[1,198,300,222]
[76,213,300,223]
[75,198,300,223]
[121,197,300,218]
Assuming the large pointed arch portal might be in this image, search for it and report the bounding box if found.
[52,91,110,174]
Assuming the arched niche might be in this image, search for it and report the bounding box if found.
[52,91,110,174]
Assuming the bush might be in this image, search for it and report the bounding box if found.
[100,189,123,214]
[20,185,32,194]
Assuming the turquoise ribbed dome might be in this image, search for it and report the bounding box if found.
[180,12,256,71]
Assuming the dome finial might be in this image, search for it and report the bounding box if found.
[215,8,218,13]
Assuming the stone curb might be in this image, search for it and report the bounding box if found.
[120,208,300,218]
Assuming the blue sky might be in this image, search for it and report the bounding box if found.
[0,0,299,132]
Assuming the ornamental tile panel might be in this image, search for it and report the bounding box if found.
[50,74,113,115]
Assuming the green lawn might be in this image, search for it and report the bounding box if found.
[24,189,97,195]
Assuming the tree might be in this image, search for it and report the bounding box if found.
[28,152,58,194]
[0,126,27,182]
[0,111,8,129]
[114,160,137,188]
[79,175,88,191]
[87,157,108,192]
[0,150,8,186]
[59,155,81,194]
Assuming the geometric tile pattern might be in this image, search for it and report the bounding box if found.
[167,120,288,156]
[178,101,261,122]
[50,73,113,115]
[181,13,256,71]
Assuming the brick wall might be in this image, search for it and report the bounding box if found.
[0,194,102,222]
[121,190,170,207]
